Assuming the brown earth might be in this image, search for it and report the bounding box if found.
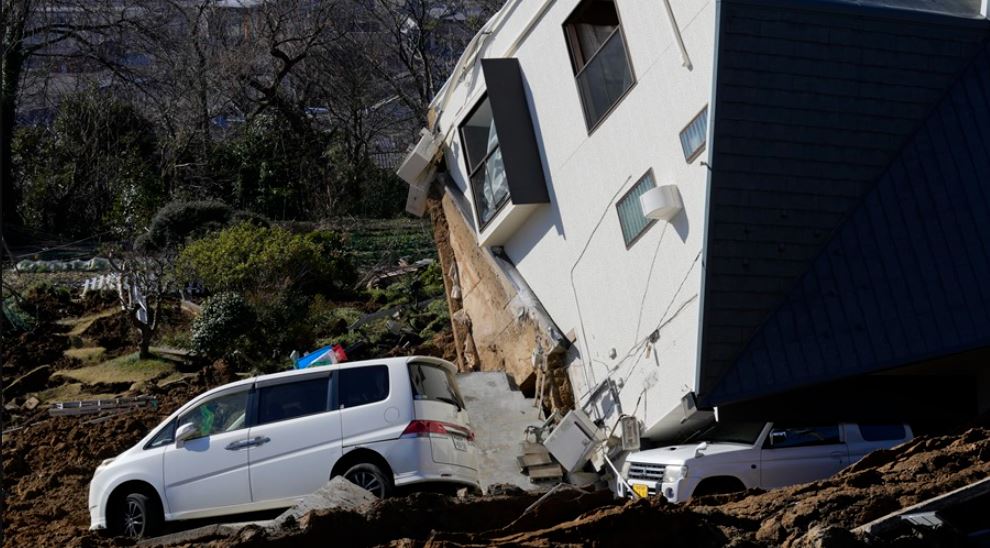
[208,429,990,548]
[84,312,135,353]
[2,322,70,380]
[1,364,233,548]
[2,388,986,548]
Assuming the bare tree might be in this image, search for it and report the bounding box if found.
[342,0,496,123]
[107,249,174,359]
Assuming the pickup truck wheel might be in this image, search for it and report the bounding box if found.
[692,477,745,498]
[115,492,162,539]
[342,463,392,498]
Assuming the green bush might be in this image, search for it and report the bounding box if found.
[136,200,271,251]
[137,200,232,251]
[190,292,255,360]
[177,222,355,296]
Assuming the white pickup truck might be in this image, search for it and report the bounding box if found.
[620,422,912,502]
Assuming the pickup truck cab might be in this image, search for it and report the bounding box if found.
[620,422,912,502]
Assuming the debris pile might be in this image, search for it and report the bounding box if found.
[2,382,987,548]
[1,365,228,547]
[690,426,990,546]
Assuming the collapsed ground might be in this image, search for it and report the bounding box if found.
[3,220,988,547]
[4,385,987,548]
[3,286,988,548]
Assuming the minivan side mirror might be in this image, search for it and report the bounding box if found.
[175,422,198,445]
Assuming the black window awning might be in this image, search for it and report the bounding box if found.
[481,58,550,206]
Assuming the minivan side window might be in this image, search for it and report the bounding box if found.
[858,424,906,442]
[765,425,841,449]
[257,377,331,425]
[178,391,249,440]
[339,365,389,408]
[146,419,176,449]
[408,362,464,410]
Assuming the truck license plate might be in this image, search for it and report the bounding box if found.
[452,436,467,451]
[632,484,648,498]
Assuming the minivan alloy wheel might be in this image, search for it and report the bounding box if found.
[123,499,145,537]
[341,463,392,498]
[347,470,385,496]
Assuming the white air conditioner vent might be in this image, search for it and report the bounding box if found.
[640,184,683,221]
[396,128,440,186]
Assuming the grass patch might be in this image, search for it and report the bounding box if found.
[58,308,118,337]
[53,352,177,385]
[335,218,436,272]
[63,346,106,364]
[33,383,117,403]
[156,371,196,387]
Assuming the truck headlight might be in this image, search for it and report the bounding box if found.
[662,465,687,483]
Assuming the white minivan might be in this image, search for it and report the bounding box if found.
[88,356,479,538]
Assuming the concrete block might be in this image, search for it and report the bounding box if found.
[274,476,377,526]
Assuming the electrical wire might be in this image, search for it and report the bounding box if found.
[569,174,635,392]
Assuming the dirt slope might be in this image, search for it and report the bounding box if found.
[3,378,986,548]
[218,428,988,548]
[1,366,229,547]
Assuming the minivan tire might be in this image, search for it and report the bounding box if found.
[115,492,162,539]
[342,463,392,498]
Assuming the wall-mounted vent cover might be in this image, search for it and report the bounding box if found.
[640,184,683,221]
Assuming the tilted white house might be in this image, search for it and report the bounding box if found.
[399,0,990,447]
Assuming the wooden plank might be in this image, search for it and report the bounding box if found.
[517,453,553,469]
[527,463,564,480]
[854,477,990,536]
[48,396,157,416]
[522,441,551,457]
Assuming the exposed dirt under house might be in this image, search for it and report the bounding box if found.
[426,192,574,414]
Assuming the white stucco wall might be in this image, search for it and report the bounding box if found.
[434,0,717,437]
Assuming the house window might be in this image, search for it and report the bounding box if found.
[460,97,509,228]
[680,107,708,162]
[616,171,657,247]
[564,0,635,130]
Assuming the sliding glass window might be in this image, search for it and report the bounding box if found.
[564,0,635,130]
[460,97,509,228]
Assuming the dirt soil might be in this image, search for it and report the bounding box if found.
[84,312,135,353]
[1,363,235,548]
[2,389,987,548]
[193,428,990,548]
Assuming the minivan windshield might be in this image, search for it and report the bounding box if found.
[686,421,765,445]
[408,362,465,410]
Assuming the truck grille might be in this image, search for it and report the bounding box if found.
[627,462,665,482]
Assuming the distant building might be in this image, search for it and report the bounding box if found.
[398,0,990,446]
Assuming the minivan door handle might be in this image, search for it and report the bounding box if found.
[253,436,271,446]
[225,440,251,451]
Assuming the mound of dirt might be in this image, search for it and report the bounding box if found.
[2,322,69,379]
[689,426,990,547]
[4,364,985,548]
[83,312,134,352]
[0,366,223,548]
[79,291,121,315]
